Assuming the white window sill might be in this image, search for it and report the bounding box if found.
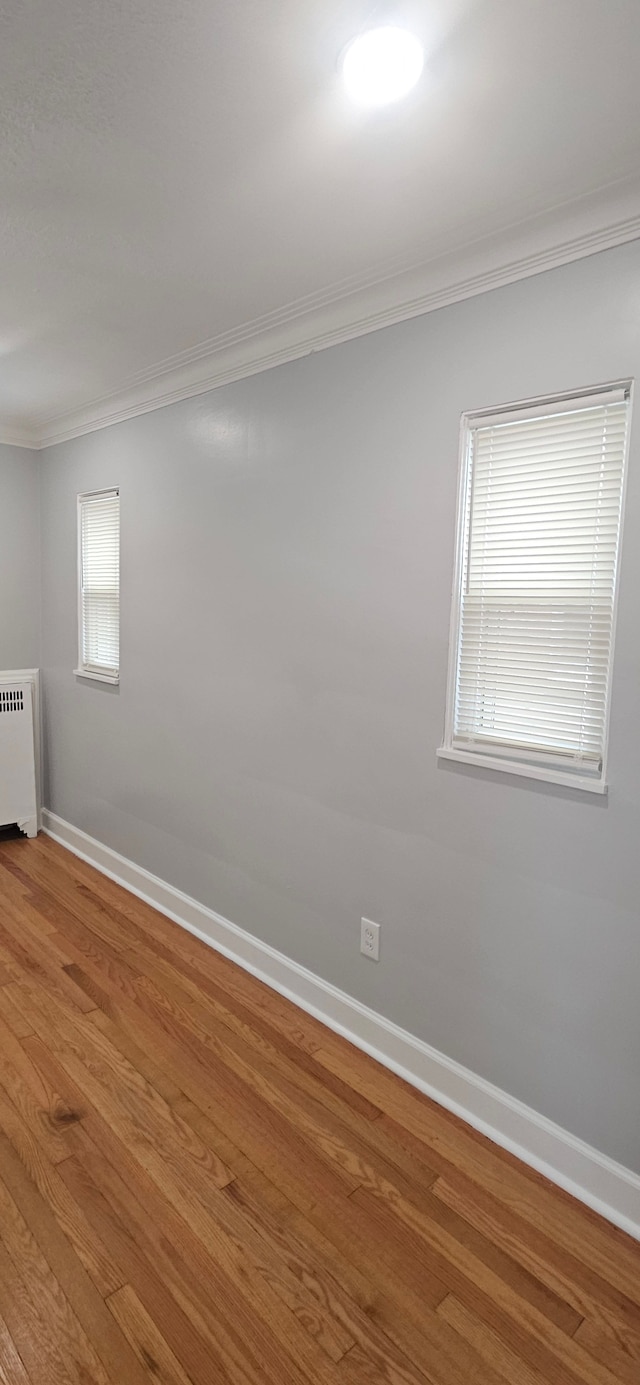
[437,746,607,795]
[74,668,120,686]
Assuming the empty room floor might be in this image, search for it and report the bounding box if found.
[0,835,638,1385]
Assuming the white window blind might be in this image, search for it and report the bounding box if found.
[443,386,630,788]
[77,489,120,681]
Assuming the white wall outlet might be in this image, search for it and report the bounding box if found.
[360,917,381,962]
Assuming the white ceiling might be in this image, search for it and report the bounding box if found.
[2,0,640,447]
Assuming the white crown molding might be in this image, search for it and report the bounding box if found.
[11,177,640,451]
[43,807,640,1240]
[0,428,39,450]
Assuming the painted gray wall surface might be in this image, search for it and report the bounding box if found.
[0,444,40,669]
[40,240,640,1172]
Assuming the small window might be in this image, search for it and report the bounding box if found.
[76,489,120,684]
[439,384,631,792]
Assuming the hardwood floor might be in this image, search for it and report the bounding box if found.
[0,834,638,1385]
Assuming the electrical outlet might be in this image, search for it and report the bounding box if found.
[360,917,381,962]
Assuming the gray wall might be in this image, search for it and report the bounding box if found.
[0,444,40,668]
[40,239,640,1172]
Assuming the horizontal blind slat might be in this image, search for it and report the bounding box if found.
[79,490,120,676]
[451,391,628,769]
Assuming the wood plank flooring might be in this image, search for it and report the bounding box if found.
[0,834,638,1384]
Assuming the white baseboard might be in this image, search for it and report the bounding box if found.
[42,808,640,1242]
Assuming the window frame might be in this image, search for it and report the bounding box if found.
[75,487,120,685]
[438,381,632,795]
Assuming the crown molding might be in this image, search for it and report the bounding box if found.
[0,427,39,450]
[17,180,640,450]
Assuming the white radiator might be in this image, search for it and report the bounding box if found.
[0,674,38,837]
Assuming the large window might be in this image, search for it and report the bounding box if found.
[439,384,631,792]
[76,488,120,683]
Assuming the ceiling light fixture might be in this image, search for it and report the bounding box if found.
[342,26,424,108]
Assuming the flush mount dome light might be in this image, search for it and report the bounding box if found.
[342,26,424,107]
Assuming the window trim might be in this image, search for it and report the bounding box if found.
[75,487,120,686]
[439,380,633,794]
